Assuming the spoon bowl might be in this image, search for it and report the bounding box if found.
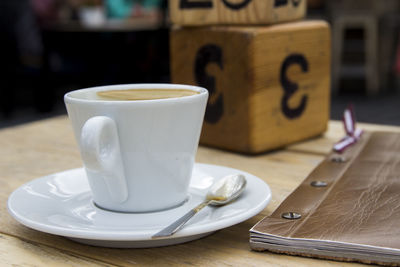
[207,174,247,206]
[152,174,247,238]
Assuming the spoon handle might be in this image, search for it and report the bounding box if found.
[152,200,211,238]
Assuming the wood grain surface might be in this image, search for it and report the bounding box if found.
[0,116,383,266]
[169,0,306,26]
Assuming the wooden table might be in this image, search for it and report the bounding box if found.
[1,117,400,266]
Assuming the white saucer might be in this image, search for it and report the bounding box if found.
[7,163,271,248]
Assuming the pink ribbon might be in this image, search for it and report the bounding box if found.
[333,105,363,153]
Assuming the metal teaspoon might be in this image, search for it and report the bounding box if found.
[152,174,247,238]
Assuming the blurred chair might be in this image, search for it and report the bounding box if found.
[328,0,400,96]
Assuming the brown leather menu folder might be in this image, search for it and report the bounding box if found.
[250,131,400,266]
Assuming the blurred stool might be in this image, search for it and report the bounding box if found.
[331,13,378,96]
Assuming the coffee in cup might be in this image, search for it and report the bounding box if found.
[96,88,199,101]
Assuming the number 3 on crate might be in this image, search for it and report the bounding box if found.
[195,44,224,124]
[171,21,331,154]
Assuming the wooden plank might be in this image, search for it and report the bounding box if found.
[0,116,82,186]
[0,233,112,266]
[287,120,400,155]
[169,0,306,26]
[171,20,331,154]
[0,116,388,266]
[0,116,351,266]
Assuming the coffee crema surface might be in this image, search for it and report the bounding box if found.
[96,89,199,101]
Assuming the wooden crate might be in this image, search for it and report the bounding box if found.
[169,0,306,26]
[170,20,331,154]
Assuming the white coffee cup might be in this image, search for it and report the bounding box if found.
[64,84,208,213]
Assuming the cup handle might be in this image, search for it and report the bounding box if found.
[80,116,128,203]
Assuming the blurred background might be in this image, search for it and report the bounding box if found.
[1,0,400,128]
